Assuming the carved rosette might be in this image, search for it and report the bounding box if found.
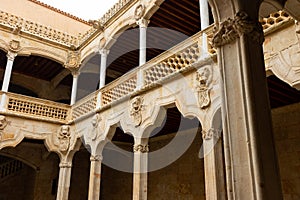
[64,51,81,75]
[195,66,212,109]
[202,128,221,140]
[54,125,71,153]
[212,11,264,47]
[130,96,144,127]
[133,144,149,153]
[134,4,145,20]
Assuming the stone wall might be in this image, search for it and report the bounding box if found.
[272,102,300,200]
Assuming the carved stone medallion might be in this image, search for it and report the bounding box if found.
[196,66,212,109]
[9,40,21,52]
[130,96,144,127]
[212,11,264,47]
[0,115,14,142]
[134,4,145,20]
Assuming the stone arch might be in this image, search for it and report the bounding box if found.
[20,46,66,64]
[0,152,37,170]
[260,0,285,17]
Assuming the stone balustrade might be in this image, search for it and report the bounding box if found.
[0,92,70,123]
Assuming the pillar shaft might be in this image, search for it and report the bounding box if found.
[138,19,149,66]
[133,144,148,200]
[212,9,283,199]
[200,0,209,30]
[56,163,72,200]
[70,72,79,105]
[2,52,16,92]
[99,49,109,89]
[203,129,226,200]
[88,155,102,200]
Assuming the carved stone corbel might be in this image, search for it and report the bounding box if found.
[212,11,264,47]
[195,65,213,109]
[130,96,144,127]
[88,20,104,31]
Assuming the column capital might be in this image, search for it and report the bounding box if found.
[99,48,110,56]
[59,162,72,168]
[133,144,149,153]
[136,18,150,28]
[202,128,221,140]
[212,11,264,47]
[90,154,103,162]
[6,51,17,61]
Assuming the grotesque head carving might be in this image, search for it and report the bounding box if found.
[130,96,143,126]
[0,115,8,130]
[58,125,71,152]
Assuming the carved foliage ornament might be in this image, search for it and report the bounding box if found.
[134,4,145,20]
[196,66,212,109]
[133,144,149,153]
[130,96,144,127]
[212,11,264,47]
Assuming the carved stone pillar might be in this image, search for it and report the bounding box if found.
[99,49,109,89]
[199,0,210,54]
[133,141,148,200]
[202,128,226,200]
[70,71,80,105]
[137,18,149,66]
[2,51,17,92]
[212,9,282,199]
[88,154,103,200]
[57,161,73,200]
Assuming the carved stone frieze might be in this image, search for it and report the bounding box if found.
[53,125,71,153]
[202,128,221,140]
[130,96,144,127]
[133,144,149,153]
[134,4,145,20]
[195,66,213,109]
[212,11,264,47]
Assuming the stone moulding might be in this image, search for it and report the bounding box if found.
[212,11,264,47]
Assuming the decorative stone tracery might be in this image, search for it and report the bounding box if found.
[212,11,264,47]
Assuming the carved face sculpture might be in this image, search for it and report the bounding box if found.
[58,125,71,152]
[197,67,209,87]
[131,97,142,113]
[0,115,8,130]
[92,114,99,128]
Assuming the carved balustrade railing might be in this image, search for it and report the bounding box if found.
[0,10,78,47]
[260,10,293,35]
[0,92,70,123]
[72,91,98,120]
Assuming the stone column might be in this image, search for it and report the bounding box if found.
[137,18,149,66]
[56,162,73,200]
[70,71,80,105]
[99,49,109,89]
[212,9,282,199]
[199,0,210,55]
[133,142,148,200]
[88,154,103,200]
[202,129,226,200]
[2,51,17,92]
